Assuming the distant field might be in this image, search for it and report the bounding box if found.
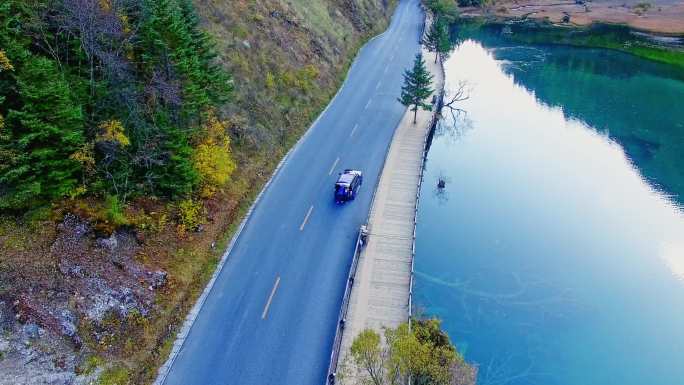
[460,0,684,34]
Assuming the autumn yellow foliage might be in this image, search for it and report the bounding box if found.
[69,143,96,175]
[97,120,130,147]
[177,198,204,235]
[193,112,236,197]
[0,49,14,72]
[0,50,13,72]
[99,0,112,12]
[67,143,96,198]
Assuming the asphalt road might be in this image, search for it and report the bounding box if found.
[162,1,424,384]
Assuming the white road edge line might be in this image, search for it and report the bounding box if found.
[328,157,340,175]
[384,65,389,74]
[376,80,382,90]
[365,99,372,110]
[350,123,359,138]
[299,205,314,231]
[261,276,281,320]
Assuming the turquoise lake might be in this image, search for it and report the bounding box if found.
[414,39,684,385]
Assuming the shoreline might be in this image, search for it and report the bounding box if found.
[451,15,684,69]
[459,0,684,35]
[328,8,446,383]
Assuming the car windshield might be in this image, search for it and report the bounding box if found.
[335,185,347,195]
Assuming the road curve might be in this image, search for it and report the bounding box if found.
[162,1,424,384]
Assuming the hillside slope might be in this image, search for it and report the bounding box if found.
[0,1,395,384]
[203,0,394,157]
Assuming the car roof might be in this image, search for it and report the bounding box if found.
[337,173,356,184]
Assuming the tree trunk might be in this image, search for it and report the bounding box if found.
[413,106,418,124]
[435,52,439,63]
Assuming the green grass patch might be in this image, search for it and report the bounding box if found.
[105,195,128,227]
[82,355,105,375]
[98,366,130,385]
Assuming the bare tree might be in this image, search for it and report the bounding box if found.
[441,80,471,121]
[59,0,140,94]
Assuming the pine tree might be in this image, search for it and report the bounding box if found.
[142,0,232,118]
[0,0,235,206]
[178,0,232,107]
[129,0,225,199]
[1,57,85,209]
[425,0,460,22]
[423,18,452,63]
[423,19,441,63]
[398,54,434,124]
[435,21,453,63]
[0,1,86,210]
[154,123,198,198]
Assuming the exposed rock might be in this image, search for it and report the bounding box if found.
[23,323,40,339]
[0,338,9,353]
[57,310,76,338]
[58,262,85,278]
[0,321,82,385]
[84,291,121,322]
[31,372,76,385]
[82,279,147,322]
[148,270,168,289]
[96,234,117,252]
[0,301,8,331]
[118,288,139,315]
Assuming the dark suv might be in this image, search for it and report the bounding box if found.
[334,169,363,204]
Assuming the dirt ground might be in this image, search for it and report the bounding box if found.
[462,0,684,34]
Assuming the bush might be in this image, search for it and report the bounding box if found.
[97,120,130,147]
[82,355,104,375]
[0,50,13,71]
[105,195,128,227]
[177,198,204,232]
[346,319,476,385]
[425,0,460,21]
[193,112,236,198]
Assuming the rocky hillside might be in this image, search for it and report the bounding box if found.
[0,1,395,384]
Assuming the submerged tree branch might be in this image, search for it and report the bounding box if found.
[441,80,471,121]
